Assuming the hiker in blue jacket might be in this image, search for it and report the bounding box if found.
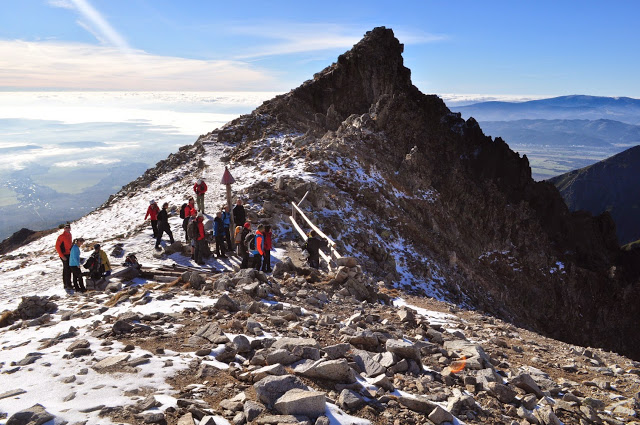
[221,205,232,251]
[69,238,86,292]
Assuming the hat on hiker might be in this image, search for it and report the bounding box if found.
[197,212,204,218]
[150,200,156,204]
[64,223,71,229]
[244,222,251,229]
[197,179,202,184]
[94,244,100,249]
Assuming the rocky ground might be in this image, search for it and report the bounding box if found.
[2,250,638,425]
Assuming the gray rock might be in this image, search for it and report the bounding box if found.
[510,373,545,398]
[294,359,357,383]
[428,406,454,424]
[443,340,492,370]
[274,389,326,418]
[398,395,438,414]
[177,412,195,425]
[398,307,417,324]
[255,415,311,425]
[447,394,476,416]
[386,339,421,362]
[6,404,54,425]
[369,374,395,392]
[315,416,330,425]
[0,389,26,400]
[233,335,251,353]
[244,400,264,422]
[92,354,130,371]
[271,337,319,351]
[215,343,238,363]
[337,389,365,411]
[136,395,161,412]
[66,339,90,352]
[522,394,538,410]
[254,375,306,407]
[322,343,351,360]
[517,406,538,424]
[351,349,386,377]
[487,382,516,403]
[189,273,206,290]
[142,412,165,423]
[112,320,134,334]
[534,405,561,425]
[336,257,358,267]
[220,399,244,412]
[215,294,240,312]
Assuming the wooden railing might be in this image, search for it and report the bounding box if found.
[289,192,342,269]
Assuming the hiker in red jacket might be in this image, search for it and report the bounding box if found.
[55,223,73,292]
[145,200,160,238]
[193,213,207,265]
[182,197,197,242]
[193,179,207,214]
[261,224,273,273]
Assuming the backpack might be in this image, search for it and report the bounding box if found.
[83,254,97,270]
[245,233,256,252]
[179,203,187,219]
[234,226,242,244]
[187,220,197,239]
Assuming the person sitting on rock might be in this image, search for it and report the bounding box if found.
[155,202,175,250]
[304,230,328,269]
[145,200,160,238]
[69,238,86,293]
[93,244,112,277]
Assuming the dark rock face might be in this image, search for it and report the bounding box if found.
[549,144,640,245]
[0,228,56,255]
[205,27,640,360]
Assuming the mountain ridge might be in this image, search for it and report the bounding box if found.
[549,144,640,245]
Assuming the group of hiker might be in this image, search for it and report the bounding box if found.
[55,223,112,294]
[56,177,331,291]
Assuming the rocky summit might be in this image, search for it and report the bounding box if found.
[206,27,640,360]
[1,27,640,425]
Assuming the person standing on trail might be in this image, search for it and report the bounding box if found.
[193,179,207,214]
[304,230,328,269]
[221,205,232,251]
[261,224,273,273]
[239,222,251,269]
[253,224,265,271]
[194,213,207,265]
[155,202,175,249]
[182,197,197,243]
[213,211,226,258]
[69,238,86,293]
[145,200,160,238]
[55,223,73,292]
[233,198,246,227]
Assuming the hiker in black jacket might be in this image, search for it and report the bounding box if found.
[155,202,175,249]
[304,230,328,269]
[233,199,246,227]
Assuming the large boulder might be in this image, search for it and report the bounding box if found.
[6,404,55,425]
[274,389,326,418]
[254,375,306,407]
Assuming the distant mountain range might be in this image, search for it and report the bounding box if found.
[548,145,640,245]
[454,95,640,125]
[480,118,640,148]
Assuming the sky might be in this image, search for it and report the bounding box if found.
[1,0,639,97]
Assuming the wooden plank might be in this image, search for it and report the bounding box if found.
[291,203,336,246]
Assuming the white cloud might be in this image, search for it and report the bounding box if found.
[53,158,121,168]
[229,23,446,59]
[0,40,279,90]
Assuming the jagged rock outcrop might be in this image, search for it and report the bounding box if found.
[204,27,640,360]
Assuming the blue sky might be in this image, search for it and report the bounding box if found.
[1,0,639,97]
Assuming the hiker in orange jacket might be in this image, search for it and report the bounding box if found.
[55,223,73,291]
[193,179,207,213]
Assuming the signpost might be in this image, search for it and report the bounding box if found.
[221,166,236,249]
